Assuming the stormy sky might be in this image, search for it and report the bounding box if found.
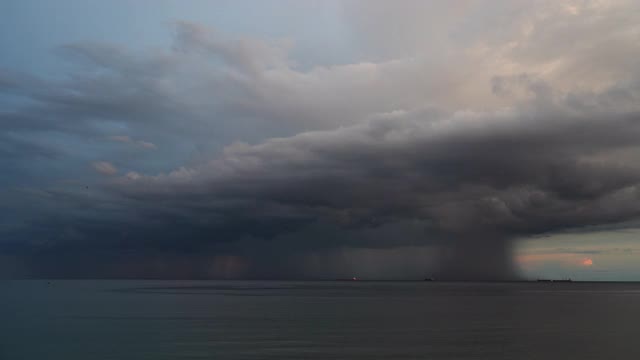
[3,0,640,280]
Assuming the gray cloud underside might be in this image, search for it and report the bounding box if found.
[6,96,640,279]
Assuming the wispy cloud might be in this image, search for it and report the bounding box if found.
[107,136,157,150]
[91,161,118,176]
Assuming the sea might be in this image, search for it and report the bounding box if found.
[1,280,639,359]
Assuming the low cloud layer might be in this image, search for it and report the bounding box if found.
[2,1,640,279]
[113,99,640,279]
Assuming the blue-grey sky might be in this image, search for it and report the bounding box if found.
[2,0,640,280]
[1,1,354,74]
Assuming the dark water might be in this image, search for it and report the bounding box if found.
[2,280,640,359]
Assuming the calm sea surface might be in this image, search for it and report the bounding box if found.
[1,280,640,359]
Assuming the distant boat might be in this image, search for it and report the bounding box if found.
[537,279,572,283]
[536,279,552,282]
[424,277,435,281]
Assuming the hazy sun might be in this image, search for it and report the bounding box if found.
[582,258,593,266]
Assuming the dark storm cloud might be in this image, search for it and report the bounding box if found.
[104,96,640,279]
[4,3,640,279]
[11,91,640,279]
